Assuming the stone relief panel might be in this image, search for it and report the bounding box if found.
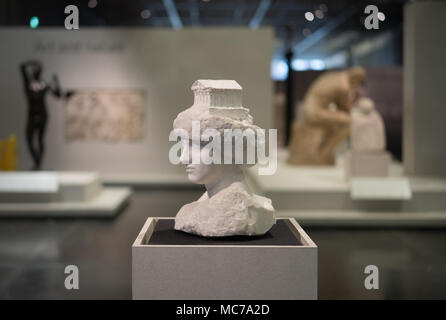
[65,89,145,142]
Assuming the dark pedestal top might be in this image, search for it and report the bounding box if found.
[148,219,302,246]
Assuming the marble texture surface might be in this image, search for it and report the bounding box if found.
[175,182,276,237]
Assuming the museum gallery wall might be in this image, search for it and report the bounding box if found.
[0,27,273,174]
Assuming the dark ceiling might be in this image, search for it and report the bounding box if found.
[0,0,410,56]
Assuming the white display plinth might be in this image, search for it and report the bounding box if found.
[345,150,390,178]
[58,172,102,202]
[132,217,317,300]
[0,187,131,217]
[0,172,131,217]
[0,172,59,203]
[0,171,101,203]
[350,177,412,200]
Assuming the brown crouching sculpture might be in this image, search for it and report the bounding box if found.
[288,67,366,165]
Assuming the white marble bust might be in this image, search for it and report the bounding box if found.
[351,97,386,151]
[172,80,276,237]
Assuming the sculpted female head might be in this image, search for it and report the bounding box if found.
[172,80,277,237]
[172,80,262,187]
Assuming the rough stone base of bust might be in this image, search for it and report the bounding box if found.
[174,182,276,237]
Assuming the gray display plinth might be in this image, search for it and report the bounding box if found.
[345,150,390,178]
[132,217,317,300]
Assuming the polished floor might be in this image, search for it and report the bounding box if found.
[0,188,445,300]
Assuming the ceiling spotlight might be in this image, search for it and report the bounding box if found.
[88,0,98,9]
[315,9,324,19]
[305,12,314,22]
[271,59,289,81]
[302,28,312,37]
[29,16,39,29]
[141,9,151,19]
[292,59,309,71]
[309,59,325,70]
[320,4,328,13]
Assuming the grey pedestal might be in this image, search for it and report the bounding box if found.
[345,150,390,178]
[132,217,317,300]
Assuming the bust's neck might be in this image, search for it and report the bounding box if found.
[205,168,247,198]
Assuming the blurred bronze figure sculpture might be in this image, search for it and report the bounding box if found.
[20,60,63,170]
[288,67,366,165]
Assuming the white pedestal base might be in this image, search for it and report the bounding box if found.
[58,172,102,201]
[0,172,59,203]
[0,171,102,203]
[0,187,131,217]
[345,150,390,178]
[350,177,412,200]
[0,171,131,217]
[132,218,317,300]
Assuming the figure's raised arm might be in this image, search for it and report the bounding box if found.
[20,63,29,84]
[305,102,351,127]
[49,74,62,98]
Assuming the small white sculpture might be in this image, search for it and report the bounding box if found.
[345,97,389,178]
[172,80,276,237]
[351,97,386,151]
